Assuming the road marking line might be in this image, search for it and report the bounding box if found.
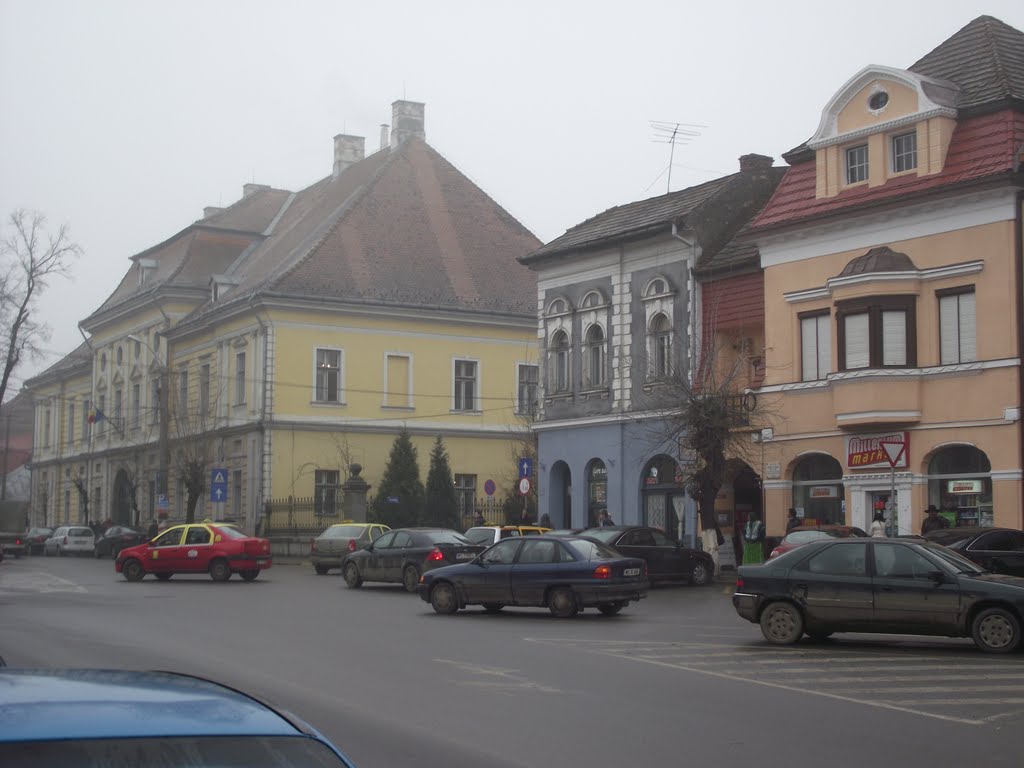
[689,663,1024,675]
[837,685,1024,695]
[779,674,1024,684]
[433,658,561,694]
[884,698,1024,706]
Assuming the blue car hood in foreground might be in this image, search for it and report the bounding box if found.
[0,669,301,741]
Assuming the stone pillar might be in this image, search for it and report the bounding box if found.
[342,464,371,523]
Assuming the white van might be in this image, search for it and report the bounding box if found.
[44,526,96,557]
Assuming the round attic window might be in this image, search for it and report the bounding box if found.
[868,91,889,111]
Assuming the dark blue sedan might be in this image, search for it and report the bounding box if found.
[0,668,356,767]
[417,534,648,617]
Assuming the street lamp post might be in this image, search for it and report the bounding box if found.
[128,333,170,516]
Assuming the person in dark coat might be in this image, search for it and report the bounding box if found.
[147,519,159,540]
[921,504,950,535]
[785,508,801,532]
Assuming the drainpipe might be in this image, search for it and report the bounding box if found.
[1015,189,1024,528]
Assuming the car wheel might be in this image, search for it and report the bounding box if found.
[343,563,363,588]
[155,573,173,581]
[972,607,1021,653]
[482,603,504,613]
[548,587,578,618]
[760,601,804,645]
[402,565,421,593]
[690,561,713,586]
[598,601,625,616]
[430,582,458,614]
[240,569,259,581]
[208,559,231,582]
[314,564,329,575]
[122,559,145,582]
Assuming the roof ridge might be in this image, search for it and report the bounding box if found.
[200,185,292,227]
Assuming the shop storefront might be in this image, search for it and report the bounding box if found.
[927,446,993,527]
[641,455,688,541]
[792,454,845,525]
[586,459,607,528]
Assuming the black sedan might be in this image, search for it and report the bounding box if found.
[93,526,149,559]
[924,527,1024,577]
[418,535,648,617]
[581,526,715,585]
[24,527,53,556]
[342,528,486,592]
[734,538,1024,653]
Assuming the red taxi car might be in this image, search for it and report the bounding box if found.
[115,523,272,582]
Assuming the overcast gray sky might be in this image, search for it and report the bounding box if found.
[3,0,1023,399]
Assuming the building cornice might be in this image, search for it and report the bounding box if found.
[783,260,985,303]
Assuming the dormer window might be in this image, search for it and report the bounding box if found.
[138,258,157,286]
[211,274,241,302]
[892,132,918,173]
[846,145,869,184]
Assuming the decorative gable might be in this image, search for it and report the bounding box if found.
[809,66,959,198]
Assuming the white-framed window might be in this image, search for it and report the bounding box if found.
[315,348,343,403]
[644,277,669,298]
[314,469,339,516]
[177,369,189,413]
[648,313,672,378]
[550,330,570,393]
[235,352,246,405]
[800,312,831,381]
[199,363,211,415]
[131,383,140,430]
[580,291,604,309]
[892,131,917,173]
[585,324,606,388]
[454,474,476,519]
[837,297,916,370]
[938,288,976,365]
[67,402,75,447]
[846,144,868,184]
[453,359,478,412]
[113,388,123,425]
[516,363,539,416]
[546,297,570,316]
[384,353,413,408]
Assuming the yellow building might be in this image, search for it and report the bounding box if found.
[747,17,1024,536]
[26,100,539,532]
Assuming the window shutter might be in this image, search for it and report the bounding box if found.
[800,317,818,381]
[958,292,976,362]
[817,315,831,378]
[939,295,959,364]
[844,313,869,369]
[881,310,906,366]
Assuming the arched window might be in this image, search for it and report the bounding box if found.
[644,278,668,297]
[792,454,845,526]
[585,325,606,388]
[649,313,672,378]
[927,445,992,526]
[547,297,568,316]
[580,291,603,309]
[550,330,570,393]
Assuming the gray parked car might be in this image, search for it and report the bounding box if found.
[44,526,95,557]
[311,523,390,575]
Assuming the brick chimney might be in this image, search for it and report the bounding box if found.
[203,206,224,219]
[333,134,365,177]
[243,183,269,197]
[379,123,389,151]
[739,154,774,173]
[390,100,425,147]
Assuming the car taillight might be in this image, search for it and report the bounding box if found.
[15,538,21,545]
[347,539,357,552]
[736,577,744,589]
[592,564,611,579]
[427,548,445,562]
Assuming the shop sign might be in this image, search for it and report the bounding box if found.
[947,479,982,494]
[809,486,838,499]
[846,431,909,469]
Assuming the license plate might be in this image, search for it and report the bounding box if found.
[456,553,474,560]
[624,568,641,576]
[256,559,268,565]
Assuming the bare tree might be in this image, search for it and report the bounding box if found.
[71,469,90,524]
[0,210,81,406]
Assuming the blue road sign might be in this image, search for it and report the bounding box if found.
[210,468,228,504]
[484,479,496,496]
[518,458,533,478]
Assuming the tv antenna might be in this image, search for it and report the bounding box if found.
[650,120,705,193]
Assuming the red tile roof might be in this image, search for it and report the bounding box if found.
[750,109,1024,233]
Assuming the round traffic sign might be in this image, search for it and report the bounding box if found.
[518,477,531,495]
[484,479,496,496]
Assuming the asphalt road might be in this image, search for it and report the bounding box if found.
[2,555,1022,767]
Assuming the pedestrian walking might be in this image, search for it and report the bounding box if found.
[869,510,887,538]
[742,512,766,565]
[785,508,801,532]
[921,504,950,535]
[599,510,615,527]
[539,512,552,528]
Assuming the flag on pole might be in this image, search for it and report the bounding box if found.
[88,408,106,424]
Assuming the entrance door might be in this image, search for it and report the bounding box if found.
[868,491,898,537]
[113,470,133,526]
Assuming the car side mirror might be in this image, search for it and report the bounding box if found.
[927,570,946,584]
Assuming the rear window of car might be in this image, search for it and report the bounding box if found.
[320,525,366,539]
[564,538,621,560]
[463,528,495,545]
[212,525,247,539]
[68,527,93,537]
[423,530,474,545]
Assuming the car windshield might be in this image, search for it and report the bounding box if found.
[0,736,348,768]
[212,525,247,540]
[321,525,365,539]
[68,528,93,537]
[423,530,474,545]
[564,538,621,560]
[923,543,987,573]
[578,528,618,544]
[783,530,834,544]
